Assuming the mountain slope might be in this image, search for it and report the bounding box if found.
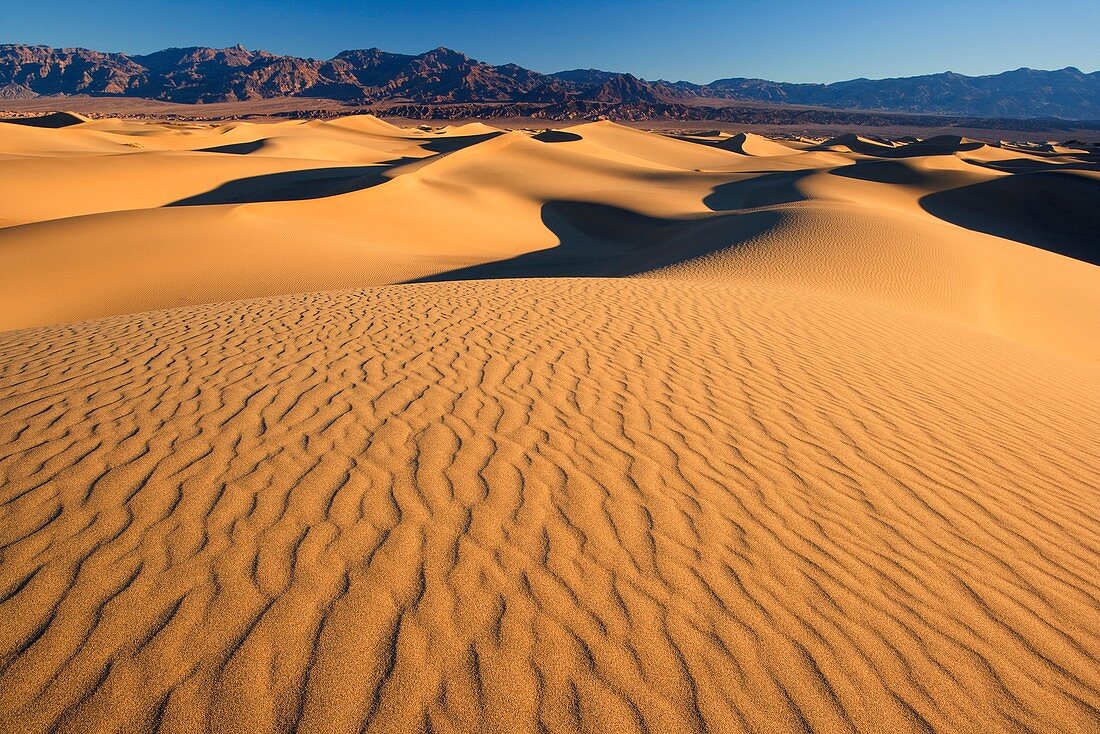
[705,67,1100,119]
[0,44,564,105]
[2,44,1098,118]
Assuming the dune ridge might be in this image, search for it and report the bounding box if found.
[0,115,1096,359]
[0,114,1098,734]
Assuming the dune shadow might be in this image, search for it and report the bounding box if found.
[413,201,782,281]
[421,131,503,154]
[533,130,583,143]
[198,140,267,155]
[920,171,1100,265]
[960,156,1100,174]
[883,136,986,158]
[829,160,926,184]
[671,135,726,150]
[812,134,986,159]
[165,159,419,206]
[807,134,896,155]
[0,111,86,128]
[704,170,813,210]
[714,134,757,155]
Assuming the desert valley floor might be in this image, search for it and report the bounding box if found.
[0,112,1098,733]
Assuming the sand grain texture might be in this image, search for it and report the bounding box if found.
[0,114,1099,734]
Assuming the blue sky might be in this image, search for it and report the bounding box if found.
[3,0,1098,84]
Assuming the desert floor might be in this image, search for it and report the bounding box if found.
[0,112,1098,733]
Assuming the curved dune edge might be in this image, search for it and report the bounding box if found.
[1,115,1098,361]
[1,279,1099,734]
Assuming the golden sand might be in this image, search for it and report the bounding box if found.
[0,114,1098,733]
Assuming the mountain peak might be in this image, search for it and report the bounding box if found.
[0,43,1096,119]
[423,46,470,60]
[581,73,677,104]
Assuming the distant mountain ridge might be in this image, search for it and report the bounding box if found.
[692,67,1100,119]
[1,43,1098,119]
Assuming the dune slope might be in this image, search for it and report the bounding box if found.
[1,117,1098,361]
[1,279,1099,734]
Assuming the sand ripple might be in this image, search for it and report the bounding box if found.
[1,279,1097,733]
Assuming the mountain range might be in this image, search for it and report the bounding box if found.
[1,43,1098,120]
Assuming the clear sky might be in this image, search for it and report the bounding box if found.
[3,0,1098,84]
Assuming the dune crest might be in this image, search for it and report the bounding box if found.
[1,115,1096,359]
[723,132,803,156]
[0,110,89,128]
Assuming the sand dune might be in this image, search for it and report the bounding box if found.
[0,113,1098,734]
[722,132,811,156]
[0,111,89,128]
[1,116,1096,358]
[2,280,1098,734]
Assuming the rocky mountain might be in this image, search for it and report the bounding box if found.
[0,44,567,104]
[0,83,38,99]
[550,68,626,86]
[702,67,1100,119]
[1,43,1097,119]
[578,73,685,104]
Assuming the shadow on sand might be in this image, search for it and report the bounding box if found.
[0,111,87,128]
[533,130,583,144]
[703,170,813,209]
[420,131,504,154]
[175,133,506,205]
[165,159,421,206]
[828,160,928,185]
[958,155,1100,175]
[413,201,783,281]
[919,171,1100,265]
[198,140,269,155]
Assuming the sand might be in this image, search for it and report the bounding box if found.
[0,113,1098,734]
